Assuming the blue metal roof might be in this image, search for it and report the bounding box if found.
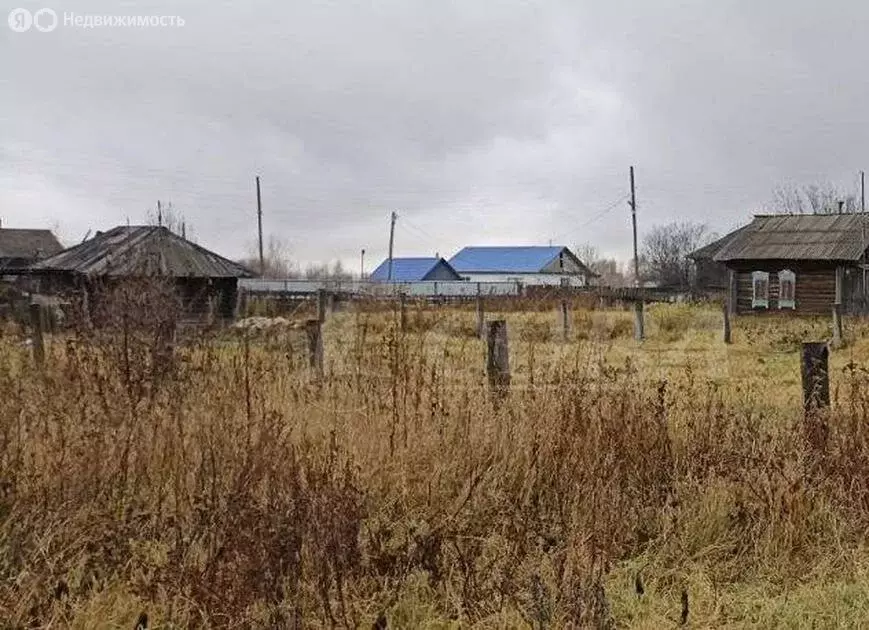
[449,246,567,273]
[369,257,460,282]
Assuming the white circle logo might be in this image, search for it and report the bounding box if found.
[8,8,32,32]
[33,8,57,32]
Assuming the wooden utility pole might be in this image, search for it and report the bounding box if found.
[387,211,397,281]
[629,166,639,288]
[862,171,866,308]
[256,176,264,276]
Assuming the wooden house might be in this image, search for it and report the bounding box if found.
[688,226,748,292]
[0,226,62,273]
[712,214,869,315]
[30,225,254,321]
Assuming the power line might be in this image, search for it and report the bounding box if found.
[549,194,629,243]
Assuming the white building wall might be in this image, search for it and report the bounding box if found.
[458,273,589,287]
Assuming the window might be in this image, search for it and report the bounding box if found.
[752,271,769,308]
[778,269,796,309]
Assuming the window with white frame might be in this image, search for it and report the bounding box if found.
[778,269,796,309]
[752,271,769,308]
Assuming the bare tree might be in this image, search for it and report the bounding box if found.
[641,221,711,289]
[239,235,298,278]
[574,242,630,287]
[146,201,191,238]
[768,182,860,214]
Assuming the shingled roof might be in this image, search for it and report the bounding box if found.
[713,214,869,262]
[0,228,62,260]
[31,226,254,278]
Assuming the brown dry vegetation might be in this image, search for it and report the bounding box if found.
[3,290,869,628]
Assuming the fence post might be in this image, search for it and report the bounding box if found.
[801,342,830,452]
[560,298,570,342]
[305,318,324,375]
[399,293,407,332]
[832,303,843,348]
[29,302,44,368]
[317,289,327,323]
[633,301,645,341]
[486,320,510,402]
[476,283,484,339]
[722,302,732,344]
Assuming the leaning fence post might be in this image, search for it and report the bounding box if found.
[560,298,570,342]
[29,302,44,368]
[476,283,485,338]
[486,320,510,401]
[801,342,830,452]
[722,302,732,344]
[832,304,843,348]
[305,318,324,375]
[633,301,645,341]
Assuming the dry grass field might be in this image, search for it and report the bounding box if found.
[4,292,869,628]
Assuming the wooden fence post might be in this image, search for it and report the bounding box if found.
[722,302,732,344]
[832,304,843,348]
[305,318,324,375]
[317,289,327,323]
[728,269,737,316]
[29,302,44,368]
[560,298,569,342]
[399,293,407,332]
[633,301,645,341]
[801,342,830,452]
[486,320,510,401]
[476,283,484,339]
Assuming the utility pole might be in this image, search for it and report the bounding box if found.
[157,200,163,227]
[360,248,366,279]
[256,176,264,276]
[629,166,639,287]
[387,211,397,281]
[862,171,866,305]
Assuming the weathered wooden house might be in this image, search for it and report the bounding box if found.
[30,225,254,321]
[687,226,748,292]
[0,226,63,274]
[712,214,869,315]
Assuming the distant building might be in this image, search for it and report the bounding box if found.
[0,226,63,273]
[448,246,596,287]
[688,226,749,292]
[712,214,869,315]
[30,225,254,320]
[369,257,462,282]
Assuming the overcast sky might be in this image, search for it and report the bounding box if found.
[3,0,869,269]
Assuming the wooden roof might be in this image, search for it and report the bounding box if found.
[713,214,869,262]
[31,226,254,278]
